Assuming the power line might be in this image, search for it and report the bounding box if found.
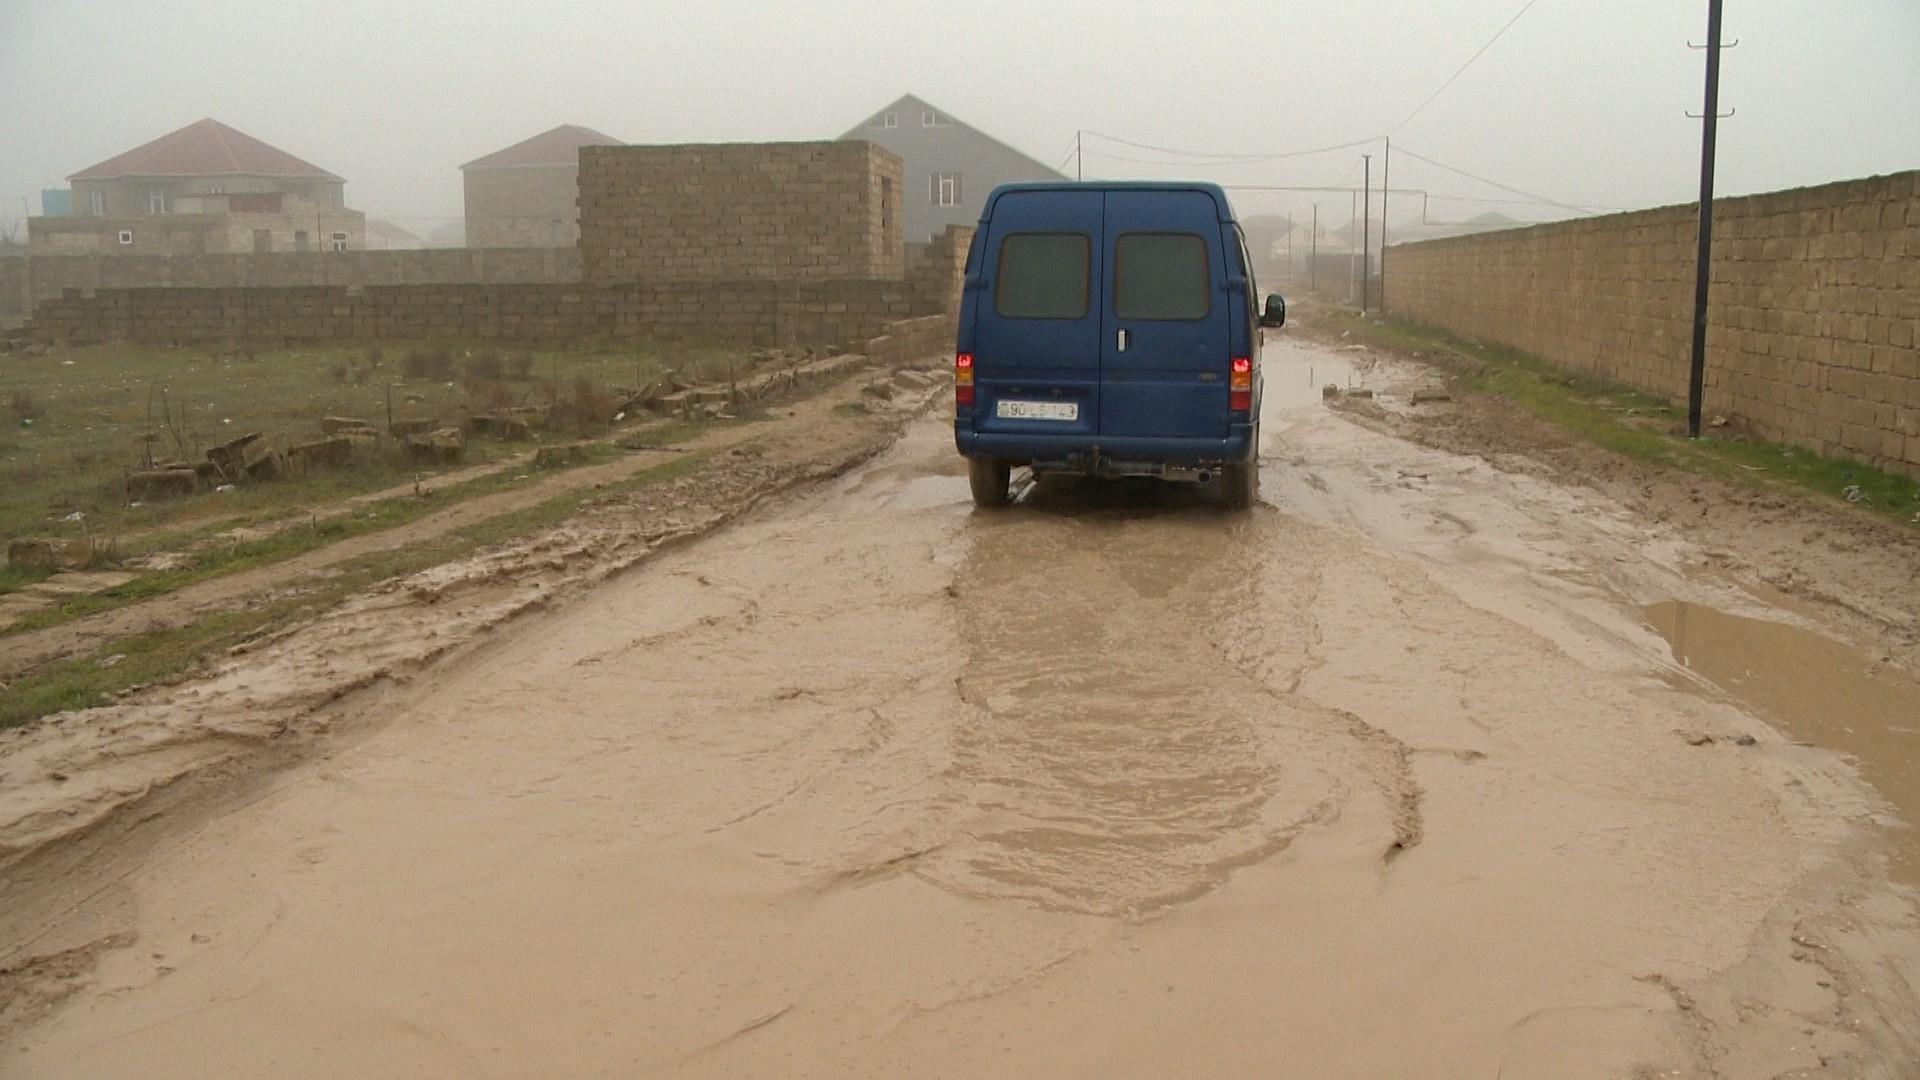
[1392,145,1600,215]
[1081,129,1377,163]
[1394,0,1544,133]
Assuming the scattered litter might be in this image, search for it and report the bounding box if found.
[214,484,235,493]
[612,411,626,423]
[1734,734,1758,747]
[61,510,85,523]
[61,360,74,366]
[97,654,126,669]
[1842,485,1864,503]
[1709,415,1728,428]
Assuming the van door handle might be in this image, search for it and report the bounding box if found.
[1117,329,1130,352]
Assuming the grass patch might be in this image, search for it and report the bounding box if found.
[0,339,746,549]
[0,448,716,729]
[1315,308,1920,526]
[0,435,640,638]
[0,563,55,596]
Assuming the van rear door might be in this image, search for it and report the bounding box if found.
[968,189,1102,440]
[1099,190,1230,440]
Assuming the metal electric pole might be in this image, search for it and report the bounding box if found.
[1380,138,1391,316]
[1360,154,1372,313]
[1686,0,1726,438]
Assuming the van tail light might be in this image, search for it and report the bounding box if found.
[955,352,975,408]
[1229,356,1253,413]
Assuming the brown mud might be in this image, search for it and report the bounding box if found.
[1,328,1917,1077]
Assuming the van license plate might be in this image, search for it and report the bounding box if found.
[997,400,1078,421]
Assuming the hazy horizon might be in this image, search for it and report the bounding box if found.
[4,0,1917,239]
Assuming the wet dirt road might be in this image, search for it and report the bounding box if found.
[9,337,1920,1077]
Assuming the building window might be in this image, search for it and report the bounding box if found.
[329,231,349,253]
[148,193,167,215]
[932,172,960,208]
[117,230,134,246]
[922,110,938,127]
[89,190,105,216]
[882,111,898,128]
[207,185,223,195]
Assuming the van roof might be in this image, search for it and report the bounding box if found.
[981,181,1239,223]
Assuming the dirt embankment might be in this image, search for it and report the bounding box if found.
[0,361,948,925]
[1295,312,1920,666]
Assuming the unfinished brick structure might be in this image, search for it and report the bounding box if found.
[1387,171,1920,478]
[27,226,972,350]
[21,140,967,355]
[578,142,905,284]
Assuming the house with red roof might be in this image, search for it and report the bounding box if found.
[32,118,365,256]
[461,125,621,248]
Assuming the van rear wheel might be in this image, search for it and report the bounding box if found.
[968,457,1012,508]
[1222,460,1258,510]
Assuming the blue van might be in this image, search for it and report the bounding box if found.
[953,181,1286,509]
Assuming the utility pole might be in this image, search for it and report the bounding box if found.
[1380,138,1391,316]
[1349,191,1358,304]
[1686,0,1726,438]
[1310,203,1318,292]
[1360,154,1372,313]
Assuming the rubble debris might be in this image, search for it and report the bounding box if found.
[128,468,200,500]
[407,427,466,464]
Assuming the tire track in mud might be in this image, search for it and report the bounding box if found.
[920,481,1423,918]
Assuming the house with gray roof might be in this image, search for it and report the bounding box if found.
[840,94,1064,241]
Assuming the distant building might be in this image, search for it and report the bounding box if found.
[839,93,1064,241]
[365,219,427,250]
[30,118,364,255]
[462,125,621,248]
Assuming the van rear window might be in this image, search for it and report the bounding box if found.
[1115,233,1210,320]
[995,233,1090,319]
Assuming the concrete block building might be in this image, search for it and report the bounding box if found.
[461,124,622,249]
[578,141,905,284]
[32,118,364,255]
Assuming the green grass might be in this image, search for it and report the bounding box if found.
[0,563,55,596]
[0,448,716,729]
[0,435,642,638]
[1315,308,1920,527]
[0,339,745,549]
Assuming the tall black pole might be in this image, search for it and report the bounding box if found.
[1380,137,1391,316]
[1687,0,1724,438]
[1361,154,1372,314]
[1310,203,1318,292]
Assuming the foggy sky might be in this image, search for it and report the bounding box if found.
[3,0,1917,238]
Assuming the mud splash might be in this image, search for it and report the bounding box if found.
[1646,600,1920,872]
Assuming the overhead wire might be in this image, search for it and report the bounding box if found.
[1391,145,1601,215]
[1393,0,1544,133]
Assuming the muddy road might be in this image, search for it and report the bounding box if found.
[6,336,1920,1077]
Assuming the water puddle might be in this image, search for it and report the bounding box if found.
[1645,600,1920,875]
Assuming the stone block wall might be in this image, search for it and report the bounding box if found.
[27,279,928,351]
[0,259,29,329]
[1386,171,1920,477]
[579,142,905,284]
[22,247,582,307]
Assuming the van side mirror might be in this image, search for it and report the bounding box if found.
[1261,294,1287,328]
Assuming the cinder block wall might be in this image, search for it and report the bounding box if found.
[0,259,29,329]
[23,248,582,306]
[579,142,906,284]
[1386,171,1920,477]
